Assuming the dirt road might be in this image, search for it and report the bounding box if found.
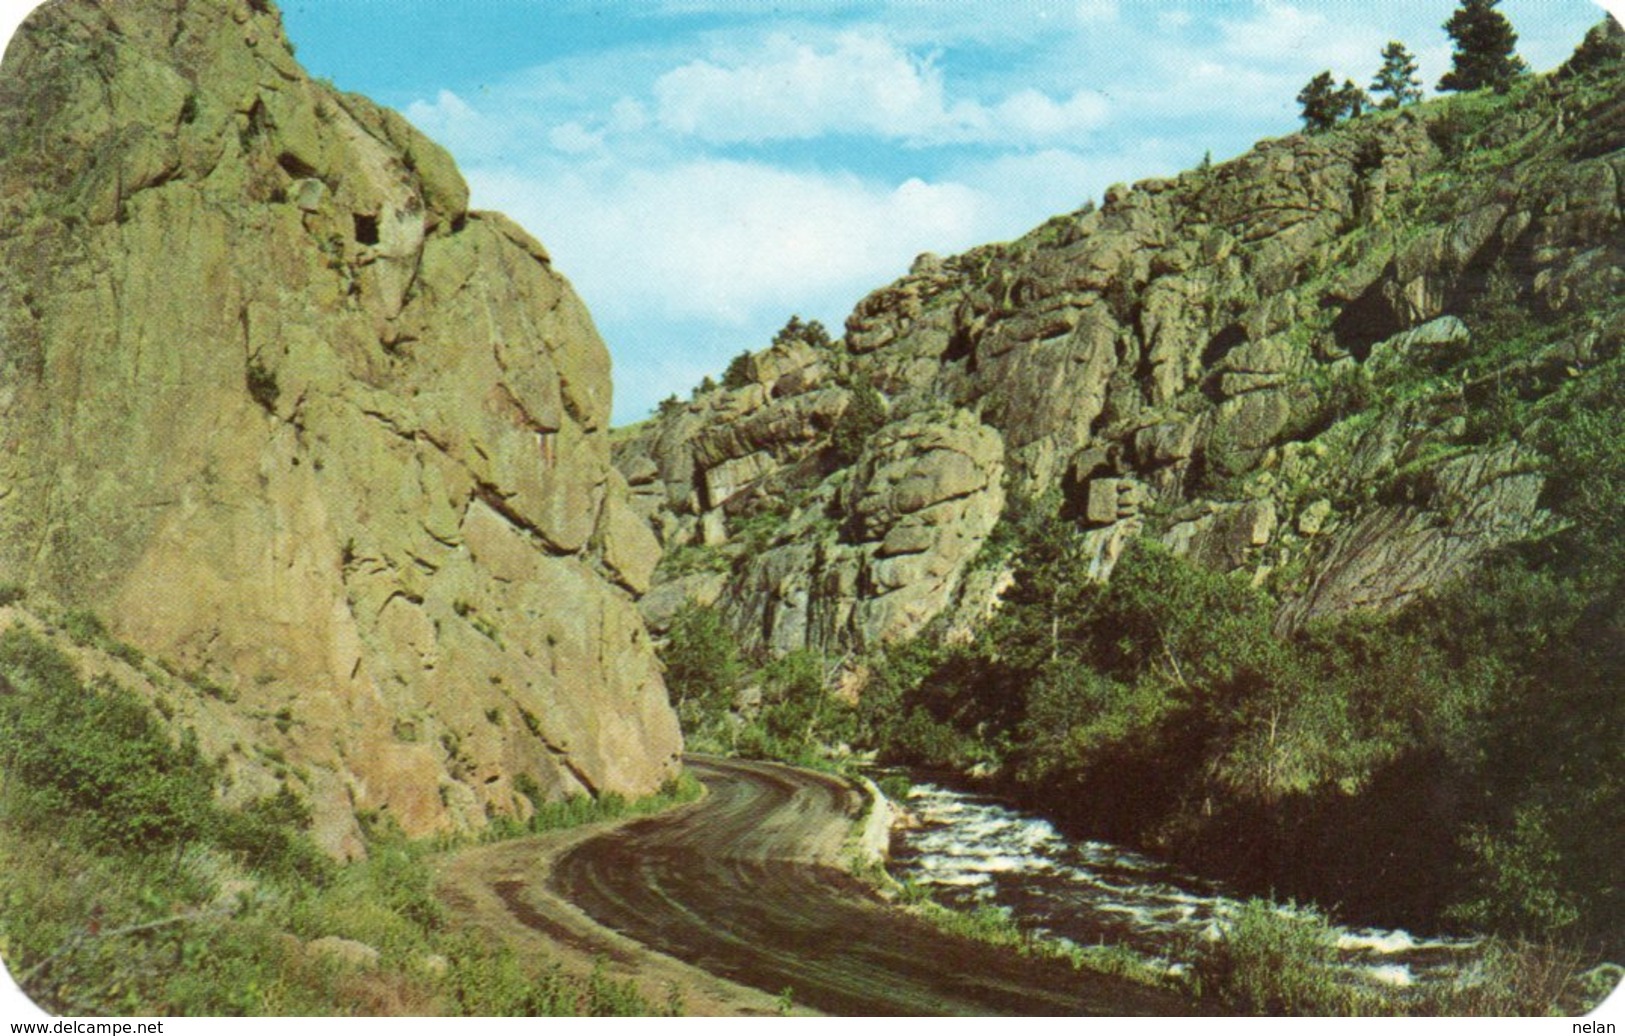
[441,756,1186,1016]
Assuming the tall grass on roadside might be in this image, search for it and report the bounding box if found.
[0,626,686,1016]
[1188,900,1364,1015]
[1187,898,1617,1016]
[893,878,1174,990]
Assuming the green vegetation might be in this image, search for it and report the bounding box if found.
[59,607,146,668]
[490,770,702,841]
[889,878,1174,990]
[1438,0,1526,94]
[829,382,887,466]
[661,602,856,768]
[1296,71,1368,132]
[772,314,832,350]
[1189,901,1357,1015]
[652,541,730,581]
[637,41,1623,1014]
[680,316,837,401]
[721,350,754,390]
[245,357,279,413]
[0,627,694,1015]
[1560,18,1623,78]
[1370,41,1423,109]
[662,602,745,726]
[850,334,1623,965]
[1187,899,1614,1016]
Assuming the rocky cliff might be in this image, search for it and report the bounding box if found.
[0,0,680,855]
[617,23,1622,659]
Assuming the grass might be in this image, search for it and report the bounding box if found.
[890,878,1177,992]
[1186,899,1618,1017]
[0,625,700,1016]
[652,541,730,581]
[482,770,704,842]
[881,850,1616,1016]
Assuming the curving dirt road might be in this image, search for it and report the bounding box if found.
[448,755,1186,1016]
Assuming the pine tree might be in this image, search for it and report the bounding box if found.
[1560,17,1624,78]
[1296,71,1342,133]
[829,382,886,465]
[722,350,754,389]
[1336,79,1370,120]
[1439,0,1527,93]
[1371,40,1423,108]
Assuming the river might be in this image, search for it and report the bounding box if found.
[888,775,1482,991]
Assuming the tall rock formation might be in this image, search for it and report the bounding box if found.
[0,0,680,855]
[618,33,1622,658]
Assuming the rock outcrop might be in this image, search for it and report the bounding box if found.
[0,0,681,855]
[618,37,1622,657]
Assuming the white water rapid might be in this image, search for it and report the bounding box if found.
[889,778,1482,990]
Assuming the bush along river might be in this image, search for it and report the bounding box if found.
[886,774,1483,991]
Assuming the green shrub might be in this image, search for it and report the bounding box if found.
[214,787,331,885]
[877,774,912,802]
[655,394,683,417]
[662,603,743,719]
[1189,900,1363,1015]
[0,630,216,855]
[61,607,107,647]
[1413,939,1606,1016]
[771,315,832,350]
[721,350,754,389]
[1451,806,1582,940]
[829,382,887,466]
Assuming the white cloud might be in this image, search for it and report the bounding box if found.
[1220,1,1330,61]
[403,89,538,164]
[546,121,601,155]
[654,31,946,143]
[952,142,1199,226]
[467,157,1024,419]
[609,97,650,133]
[473,159,990,328]
[403,89,483,148]
[377,0,1612,424]
[1158,9,1194,31]
[1075,0,1120,24]
[1218,1,1384,74]
[652,30,1108,146]
[989,89,1111,141]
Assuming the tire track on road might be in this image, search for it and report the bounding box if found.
[548,756,1185,1016]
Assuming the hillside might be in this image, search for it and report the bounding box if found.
[619,22,1623,948]
[0,0,681,857]
[618,28,1620,656]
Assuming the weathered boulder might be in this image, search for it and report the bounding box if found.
[1366,316,1470,372]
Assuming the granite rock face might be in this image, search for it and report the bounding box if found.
[0,0,681,855]
[619,45,1622,654]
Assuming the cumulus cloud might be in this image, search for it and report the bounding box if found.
[1218,1,1384,78]
[652,30,1108,146]
[403,90,488,153]
[467,157,1025,419]
[475,159,989,328]
[379,0,1612,422]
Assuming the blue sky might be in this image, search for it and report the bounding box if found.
[5,0,1620,424]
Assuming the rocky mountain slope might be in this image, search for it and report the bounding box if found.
[0,0,680,856]
[617,24,1622,661]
